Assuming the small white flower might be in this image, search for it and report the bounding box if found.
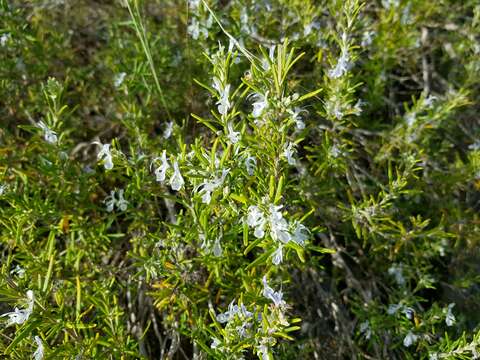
[10,265,25,278]
[403,307,414,320]
[429,353,439,360]
[387,303,402,315]
[405,111,416,127]
[170,160,184,191]
[361,31,375,47]
[210,337,221,349]
[445,303,456,327]
[33,336,44,360]
[289,107,306,130]
[283,142,297,166]
[272,244,283,265]
[403,331,418,347]
[359,320,372,340]
[423,95,437,108]
[468,140,480,151]
[217,84,231,115]
[257,343,269,360]
[197,169,229,204]
[382,0,400,9]
[163,121,174,139]
[0,184,6,196]
[247,205,267,238]
[268,204,291,244]
[236,322,248,337]
[226,122,240,144]
[245,156,256,176]
[94,142,113,170]
[116,189,128,211]
[154,150,169,183]
[262,276,285,307]
[388,263,406,286]
[261,45,275,70]
[104,191,116,212]
[37,121,57,144]
[187,18,200,40]
[0,33,11,46]
[328,49,351,79]
[104,189,128,212]
[213,237,223,257]
[251,92,268,118]
[1,290,34,326]
[113,72,126,88]
[292,222,309,246]
[216,300,239,323]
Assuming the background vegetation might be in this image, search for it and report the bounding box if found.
[1,0,479,359]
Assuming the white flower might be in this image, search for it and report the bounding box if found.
[187,18,200,40]
[113,72,126,87]
[170,160,184,191]
[210,337,221,349]
[403,307,414,320]
[262,276,285,307]
[213,237,223,257]
[382,0,400,9]
[272,244,283,265]
[405,112,416,127]
[387,303,402,315]
[226,122,240,144]
[429,353,439,360]
[10,265,25,278]
[247,205,266,238]
[261,45,275,70]
[283,142,297,166]
[0,184,6,196]
[445,303,456,327]
[468,140,480,151]
[116,189,128,211]
[423,95,437,108]
[197,169,229,204]
[217,84,231,115]
[251,92,268,118]
[154,150,169,183]
[268,204,291,243]
[188,0,200,9]
[216,300,239,323]
[33,336,44,360]
[104,190,116,212]
[328,49,351,78]
[403,331,418,347]
[1,290,34,326]
[359,320,372,340]
[292,222,309,246]
[37,121,57,144]
[257,343,269,360]
[0,33,10,46]
[289,107,306,130]
[388,263,405,286]
[245,156,256,176]
[361,31,375,47]
[163,121,174,139]
[104,189,128,212]
[94,142,113,170]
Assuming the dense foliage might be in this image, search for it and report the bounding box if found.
[1,0,479,359]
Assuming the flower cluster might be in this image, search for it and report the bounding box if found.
[104,189,129,212]
[1,290,34,327]
[247,204,309,265]
[152,150,184,191]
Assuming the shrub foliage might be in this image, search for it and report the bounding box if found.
[1,0,479,359]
